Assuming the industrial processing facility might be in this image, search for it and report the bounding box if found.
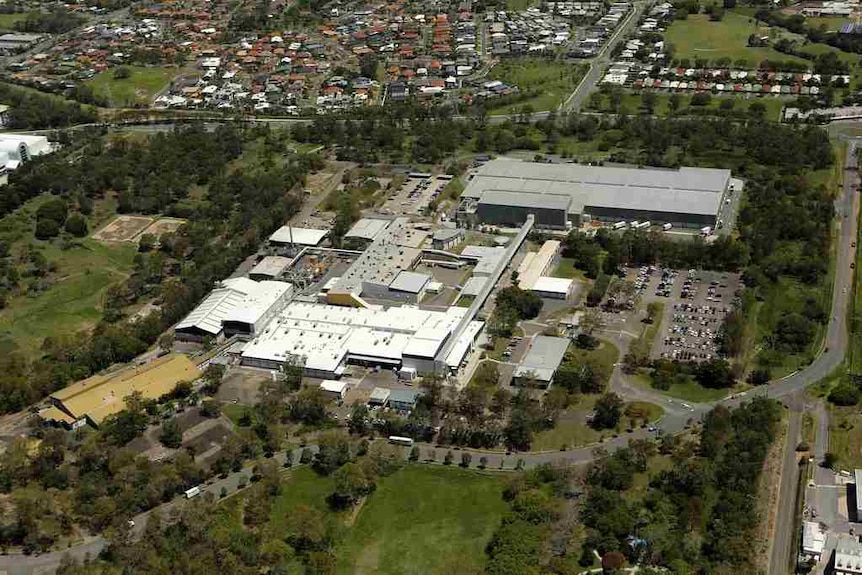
[458,159,733,229]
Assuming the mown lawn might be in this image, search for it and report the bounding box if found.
[88,66,175,107]
[552,257,587,280]
[634,372,731,403]
[532,416,601,451]
[806,16,851,31]
[268,467,338,533]
[335,465,506,575]
[665,13,809,66]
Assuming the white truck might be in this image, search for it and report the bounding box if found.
[700,226,712,236]
[635,221,651,229]
[612,221,626,230]
[629,221,640,229]
[662,223,673,231]
[184,486,202,499]
[388,436,414,447]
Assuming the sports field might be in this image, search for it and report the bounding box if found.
[88,66,175,107]
[665,13,808,66]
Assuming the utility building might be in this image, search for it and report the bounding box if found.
[458,159,731,230]
[513,335,570,388]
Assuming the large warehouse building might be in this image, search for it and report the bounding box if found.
[458,159,732,229]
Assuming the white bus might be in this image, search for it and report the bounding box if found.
[635,221,651,229]
[612,221,626,230]
[700,226,712,236]
[629,221,640,229]
[388,436,414,447]
[184,486,202,499]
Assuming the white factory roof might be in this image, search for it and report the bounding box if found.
[389,270,431,293]
[222,281,292,326]
[0,133,52,170]
[176,277,272,335]
[249,256,291,278]
[403,326,451,358]
[269,226,329,246]
[345,218,391,241]
[531,276,573,295]
[330,218,422,294]
[802,521,825,557]
[240,302,468,372]
[464,159,730,217]
[835,535,862,574]
[444,320,484,368]
[319,379,348,394]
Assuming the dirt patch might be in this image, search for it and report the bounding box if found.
[92,215,154,242]
[353,540,381,575]
[344,496,368,527]
[174,408,207,434]
[142,217,186,237]
[185,420,233,457]
[216,368,269,404]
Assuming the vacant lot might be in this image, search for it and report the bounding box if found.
[335,465,506,575]
[88,66,175,107]
[665,13,808,66]
[830,405,862,470]
[92,215,155,242]
[487,59,586,115]
[0,239,136,356]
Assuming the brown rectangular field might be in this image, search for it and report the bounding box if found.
[141,217,187,237]
[92,215,155,242]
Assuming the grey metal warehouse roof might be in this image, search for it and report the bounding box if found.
[388,270,431,293]
[513,335,570,382]
[463,160,730,217]
[478,190,572,211]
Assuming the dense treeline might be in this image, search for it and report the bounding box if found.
[0,83,96,129]
[0,125,321,413]
[580,397,781,572]
[13,9,84,34]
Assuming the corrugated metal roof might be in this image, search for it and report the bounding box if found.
[478,189,571,210]
[514,335,569,382]
[389,270,431,293]
[464,160,729,217]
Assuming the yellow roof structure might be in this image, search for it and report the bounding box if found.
[38,406,75,426]
[50,354,200,426]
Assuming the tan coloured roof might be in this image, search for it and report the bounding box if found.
[51,355,200,425]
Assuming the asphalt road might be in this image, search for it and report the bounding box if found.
[561,2,646,112]
[768,399,803,575]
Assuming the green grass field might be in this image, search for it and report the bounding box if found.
[806,16,850,31]
[532,416,601,451]
[335,465,506,575]
[88,66,175,107]
[486,59,586,115]
[633,372,732,403]
[268,467,338,533]
[0,12,33,29]
[665,13,808,67]
[552,257,587,280]
[829,405,862,470]
[0,239,137,356]
[0,194,137,357]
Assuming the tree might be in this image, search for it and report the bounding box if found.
[592,393,623,430]
[668,93,682,113]
[359,52,378,79]
[829,380,860,406]
[645,302,661,324]
[158,332,174,354]
[312,432,351,475]
[331,462,375,508]
[200,399,221,417]
[159,419,183,448]
[202,364,226,395]
[35,218,61,240]
[113,66,132,79]
[460,452,472,468]
[642,91,657,115]
[444,450,454,465]
[823,451,838,469]
[479,456,488,469]
[694,358,735,389]
[409,446,419,461]
[64,213,88,237]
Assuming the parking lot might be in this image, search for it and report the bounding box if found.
[628,266,741,361]
[380,176,450,216]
